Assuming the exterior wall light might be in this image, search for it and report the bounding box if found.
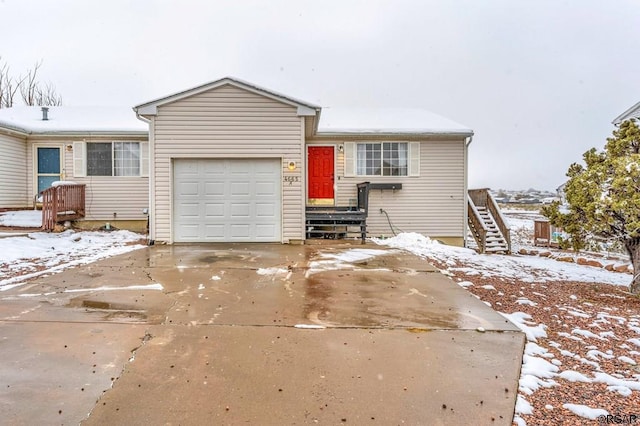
[338,144,344,152]
[288,161,296,171]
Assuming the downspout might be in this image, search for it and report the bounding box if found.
[463,136,473,248]
[299,116,306,244]
[135,111,154,244]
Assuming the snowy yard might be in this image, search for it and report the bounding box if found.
[0,210,147,291]
[0,209,41,228]
[375,208,640,425]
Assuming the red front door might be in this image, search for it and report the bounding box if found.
[307,146,334,204]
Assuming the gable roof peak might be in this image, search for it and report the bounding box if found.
[134,76,320,117]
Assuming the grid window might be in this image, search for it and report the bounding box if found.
[356,142,407,176]
[114,142,140,176]
[357,143,382,175]
[87,142,140,176]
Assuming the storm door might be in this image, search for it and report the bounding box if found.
[36,147,62,194]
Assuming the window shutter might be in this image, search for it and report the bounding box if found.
[73,141,86,177]
[409,142,420,176]
[140,142,149,177]
[344,142,355,177]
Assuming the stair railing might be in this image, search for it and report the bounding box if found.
[486,191,511,254]
[467,195,488,253]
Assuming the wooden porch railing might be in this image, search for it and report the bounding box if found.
[41,184,86,231]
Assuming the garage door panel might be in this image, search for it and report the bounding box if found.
[228,161,249,173]
[202,161,223,174]
[205,203,224,217]
[256,224,277,238]
[204,182,225,196]
[176,203,200,218]
[230,203,250,217]
[254,160,277,172]
[229,170,250,177]
[256,203,275,217]
[204,225,225,239]
[173,158,281,242]
[174,160,199,176]
[229,224,250,239]
[176,224,200,239]
[177,182,200,196]
[230,181,250,196]
[255,182,276,196]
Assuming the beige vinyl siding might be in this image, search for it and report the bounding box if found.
[310,139,465,240]
[152,84,304,243]
[26,136,149,221]
[0,132,29,207]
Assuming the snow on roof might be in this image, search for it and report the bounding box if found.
[0,106,148,134]
[0,104,472,137]
[317,107,473,136]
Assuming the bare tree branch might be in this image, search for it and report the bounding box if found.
[0,58,63,108]
[0,58,24,108]
[35,82,63,106]
[20,61,42,106]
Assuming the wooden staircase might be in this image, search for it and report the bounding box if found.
[468,189,511,254]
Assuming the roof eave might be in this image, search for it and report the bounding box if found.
[612,101,640,125]
[315,130,474,138]
[0,123,29,137]
[28,130,149,137]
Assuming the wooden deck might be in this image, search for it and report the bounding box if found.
[41,184,86,231]
[305,207,367,243]
[305,182,371,243]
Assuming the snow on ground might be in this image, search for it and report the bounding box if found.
[0,210,41,228]
[0,229,146,290]
[373,210,640,425]
[373,232,630,286]
[305,248,393,277]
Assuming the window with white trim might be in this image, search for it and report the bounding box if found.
[356,142,408,176]
[343,141,420,178]
[86,142,141,176]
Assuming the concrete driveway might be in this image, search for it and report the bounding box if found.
[0,242,524,425]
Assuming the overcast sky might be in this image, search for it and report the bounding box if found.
[1,0,639,191]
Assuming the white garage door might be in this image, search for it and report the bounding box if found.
[173,158,281,242]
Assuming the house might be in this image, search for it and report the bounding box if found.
[612,101,640,125]
[0,77,474,245]
[0,106,149,231]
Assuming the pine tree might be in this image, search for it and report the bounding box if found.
[542,119,640,295]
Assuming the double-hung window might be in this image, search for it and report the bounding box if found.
[344,142,418,177]
[73,141,148,177]
[356,142,408,176]
[86,142,140,176]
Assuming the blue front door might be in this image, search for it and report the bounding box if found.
[37,147,61,193]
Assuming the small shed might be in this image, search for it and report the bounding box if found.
[534,220,551,247]
[534,219,565,247]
